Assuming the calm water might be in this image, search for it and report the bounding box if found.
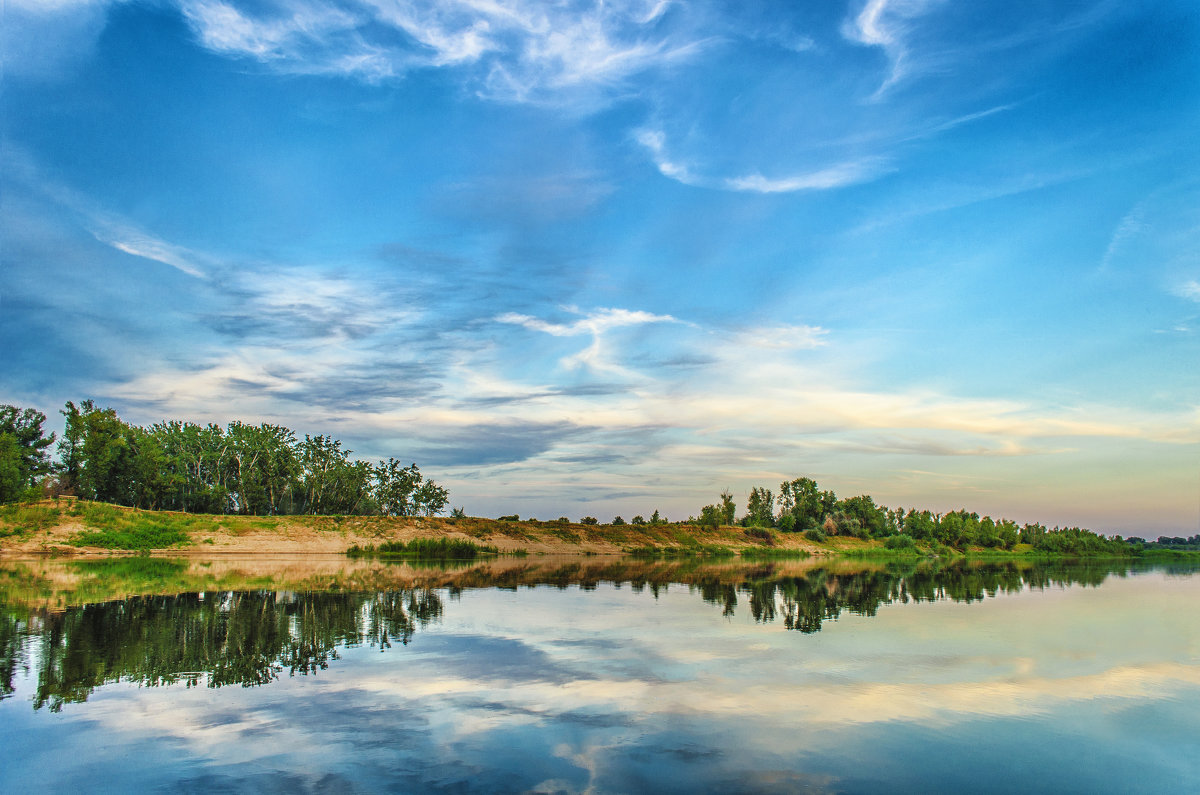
[1,556,1197,793]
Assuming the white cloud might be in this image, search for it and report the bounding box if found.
[3,146,208,278]
[172,0,709,99]
[636,128,887,193]
[723,159,889,193]
[1174,280,1200,302]
[842,0,940,98]
[497,306,678,377]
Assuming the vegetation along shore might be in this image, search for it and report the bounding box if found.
[1,401,1196,559]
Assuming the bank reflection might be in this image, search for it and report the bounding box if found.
[0,557,1182,712]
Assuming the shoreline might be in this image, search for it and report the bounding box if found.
[1,499,1193,560]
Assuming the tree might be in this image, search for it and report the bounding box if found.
[412,478,448,517]
[0,404,56,500]
[698,504,723,530]
[0,434,25,502]
[719,490,736,526]
[744,486,775,527]
[778,477,822,530]
[375,459,422,517]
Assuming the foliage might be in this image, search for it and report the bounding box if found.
[743,526,773,545]
[51,401,448,518]
[611,516,626,525]
[743,486,775,527]
[66,502,214,550]
[884,533,917,550]
[697,504,723,530]
[804,528,827,543]
[580,516,598,525]
[0,405,56,503]
[0,502,63,537]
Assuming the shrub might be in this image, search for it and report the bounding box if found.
[884,533,916,550]
[804,528,827,543]
[497,514,519,522]
[744,526,773,545]
[611,516,626,525]
[580,516,598,525]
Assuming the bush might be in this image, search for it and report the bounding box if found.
[580,516,598,525]
[884,533,916,550]
[804,528,827,543]
[497,514,519,522]
[611,516,626,525]
[744,526,773,545]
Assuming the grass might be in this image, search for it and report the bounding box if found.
[66,502,216,550]
[0,502,63,537]
[346,538,500,560]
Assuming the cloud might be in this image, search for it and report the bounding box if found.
[842,0,943,98]
[0,0,113,80]
[1174,280,1200,302]
[3,146,208,278]
[723,159,889,193]
[637,128,888,193]
[496,306,679,377]
[172,0,709,102]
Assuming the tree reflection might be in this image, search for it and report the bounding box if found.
[695,559,1134,632]
[1,589,442,712]
[0,558,1171,711]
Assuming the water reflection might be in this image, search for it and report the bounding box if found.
[2,590,442,711]
[1,556,1198,793]
[0,557,1183,712]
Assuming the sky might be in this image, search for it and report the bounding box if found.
[1,0,1198,533]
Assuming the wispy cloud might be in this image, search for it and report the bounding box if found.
[1174,280,1200,302]
[497,306,678,377]
[3,146,208,278]
[637,128,888,193]
[842,0,936,98]
[174,0,710,101]
[723,159,889,193]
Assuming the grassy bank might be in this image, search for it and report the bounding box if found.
[1,499,1194,560]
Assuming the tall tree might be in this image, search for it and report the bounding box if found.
[0,405,56,500]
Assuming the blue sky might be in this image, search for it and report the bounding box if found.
[2,0,1198,532]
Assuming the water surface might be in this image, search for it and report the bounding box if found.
[1,556,1197,793]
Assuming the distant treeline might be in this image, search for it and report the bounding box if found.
[694,478,1135,555]
[0,402,449,517]
[1129,534,1200,550]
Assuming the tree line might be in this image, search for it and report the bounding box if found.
[0,401,449,517]
[695,476,1133,554]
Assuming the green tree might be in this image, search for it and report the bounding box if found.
[0,405,56,499]
[744,486,775,527]
[778,477,822,530]
[719,490,736,525]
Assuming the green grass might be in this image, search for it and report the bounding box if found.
[346,538,500,560]
[66,502,216,550]
[0,502,63,537]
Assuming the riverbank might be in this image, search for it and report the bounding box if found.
[1,499,1190,560]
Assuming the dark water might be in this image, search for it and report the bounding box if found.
[1,557,1197,793]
